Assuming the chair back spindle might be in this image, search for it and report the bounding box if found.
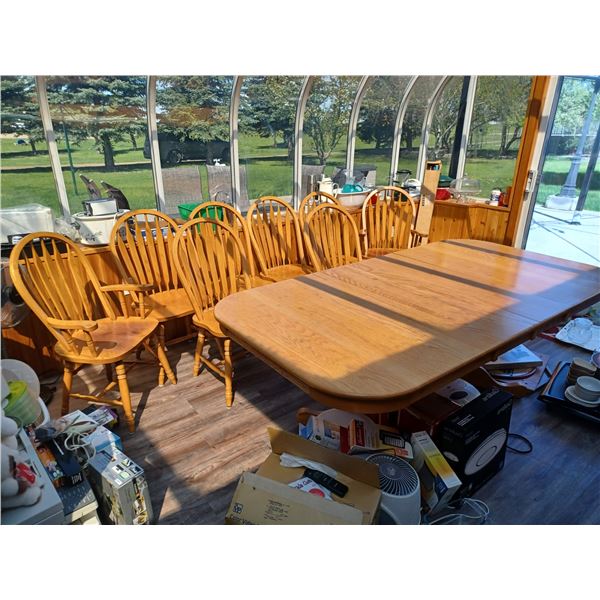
[173,218,250,321]
[361,186,416,256]
[304,204,362,271]
[246,196,305,276]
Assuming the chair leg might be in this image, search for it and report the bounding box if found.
[61,364,74,416]
[193,331,205,377]
[223,337,234,408]
[104,364,113,382]
[115,362,135,434]
[156,338,176,385]
[157,324,166,386]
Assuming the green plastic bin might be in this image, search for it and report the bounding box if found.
[178,202,224,221]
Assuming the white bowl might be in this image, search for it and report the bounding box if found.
[575,376,600,402]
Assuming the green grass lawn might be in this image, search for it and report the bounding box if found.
[1,135,147,167]
[2,133,599,217]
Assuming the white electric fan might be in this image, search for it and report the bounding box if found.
[366,454,421,525]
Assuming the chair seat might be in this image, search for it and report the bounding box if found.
[263,264,314,282]
[144,288,194,321]
[242,275,277,289]
[192,310,225,338]
[54,316,159,365]
[366,247,399,258]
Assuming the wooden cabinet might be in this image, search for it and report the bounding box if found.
[428,200,510,244]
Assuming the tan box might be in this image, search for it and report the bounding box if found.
[225,428,381,525]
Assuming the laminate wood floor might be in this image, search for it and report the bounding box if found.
[49,335,600,525]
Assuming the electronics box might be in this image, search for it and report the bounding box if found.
[85,426,122,455]
[87,448,153,525]
[225,428,381,525]
[0,204,55,245]
[399,391,475,438]
[437,389,513,498]
[410,431,462,514]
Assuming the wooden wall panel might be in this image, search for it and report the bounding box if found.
[1,311,61,375]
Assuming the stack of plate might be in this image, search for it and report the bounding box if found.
[566,358,597,385]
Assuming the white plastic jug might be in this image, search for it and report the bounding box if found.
[317,177,339,197]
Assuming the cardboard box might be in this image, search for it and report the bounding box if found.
[300,409,413,459]
[399,393,467,438]
[225,428,381,525]
[437,389,513,498]
[410,431,462,514]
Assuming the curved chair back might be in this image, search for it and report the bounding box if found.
[361,186,416,255]
[189,201,256,276]
[9,233,116,352]
[298,191,341,226]
[303,204,362,271]
[110,209,180,293]
[172,218,251,320]
[246,196,305,275]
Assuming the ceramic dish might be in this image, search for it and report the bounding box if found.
[565,386,600,407]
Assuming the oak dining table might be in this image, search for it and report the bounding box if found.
[215,239,600,414]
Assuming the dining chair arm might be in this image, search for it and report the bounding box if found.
[46,317,99,356]
[99,283,154,293]
[99,284,153,317]
[410,227,429,248]
[46,317,98,332]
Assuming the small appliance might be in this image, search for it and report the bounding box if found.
[0,203,55,245]
[437,389,513,497]
[82,198,118,216]
[366,453,421,524]
[1,259,29,328]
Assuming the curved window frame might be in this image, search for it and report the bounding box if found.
[25,74,529,221]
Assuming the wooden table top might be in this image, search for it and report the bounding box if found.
[215,240,600,413]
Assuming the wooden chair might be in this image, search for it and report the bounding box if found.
[100,181,131,211]
[80,174,102,199]
[161,166,203,218]
[188,201,268,286]
[361,186,416,258]
[246,196,313,282]
[172,218,251,407]
[109,209,195,385]
[9,233,172,433]
[303,203,363,271]
[298,191,341,227]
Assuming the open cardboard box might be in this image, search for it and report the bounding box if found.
[225,428,381,525]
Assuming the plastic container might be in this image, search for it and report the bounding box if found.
[438,175,453,188]
[72,210,127,246]
[1,359,49,428]
[178,202,224,221]
[336,190,370,208]
[448,177,481,201]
